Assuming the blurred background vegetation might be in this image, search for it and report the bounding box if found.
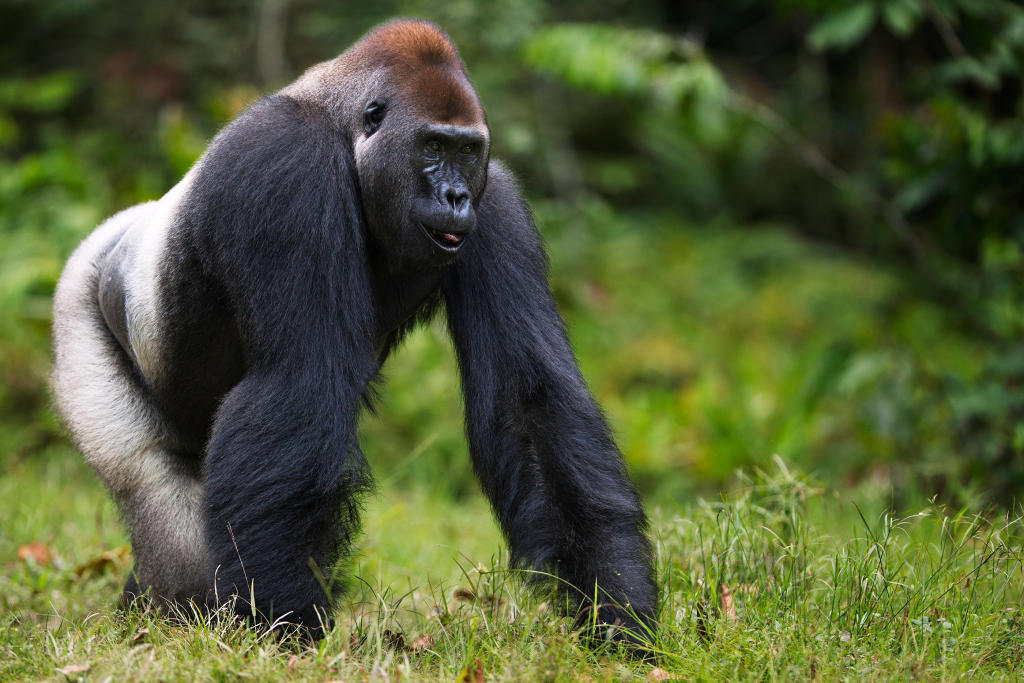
[1,0,1022,510]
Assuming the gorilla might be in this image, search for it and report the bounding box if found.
[52,19,655,644]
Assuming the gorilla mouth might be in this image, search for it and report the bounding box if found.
[422,225,466,252]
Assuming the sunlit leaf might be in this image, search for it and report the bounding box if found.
[523,24,723,106]
[881,0,922,37]
[807,3,876,52]
[937,57,1000,89]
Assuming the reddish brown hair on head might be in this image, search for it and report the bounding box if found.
[347,19,485,127]
[356,19,461,69]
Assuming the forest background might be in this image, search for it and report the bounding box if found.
[1,1,1023,679]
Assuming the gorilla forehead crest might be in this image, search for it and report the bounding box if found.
[347,20,485,126]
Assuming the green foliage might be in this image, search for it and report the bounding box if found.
[806,2,878,51]
[0,70,83,115]
[519,1,1024,503]
[525,25,725,102]
[953,346,1024,502]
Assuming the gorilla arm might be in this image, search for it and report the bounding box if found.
[181,95,379,633]
[440,162,657,643]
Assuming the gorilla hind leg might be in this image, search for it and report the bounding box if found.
[52,209,207,608]
[116,452,206,608]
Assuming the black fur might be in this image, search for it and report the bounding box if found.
[442,165,655,640]
[172,96,379,631]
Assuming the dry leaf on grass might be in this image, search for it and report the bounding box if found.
[56,663,90,675]
[452,587,476,602]
[719,582,737,619]
[131,627,149,644]
[409,633,435,652]
[381,629,405,651]
[456,657,485,683]
[73,545,130,577]
[287,654,310,669]
[18,542,52,565]
[647,667,677,681]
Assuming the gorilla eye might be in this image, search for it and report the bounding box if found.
[363,101,386,136]
[460,143,476,155]
[424,140,443,159]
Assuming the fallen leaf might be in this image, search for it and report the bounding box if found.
[719,582,737,620]
[287,654,309,669]
[132,627,149,644]
[56,663,90,675]
[839,630,852,642]
[456,657,485,683]
[606,663,633,679]
[18,542,52,565]
[452,587,476,602]
[74,545,131,577]
[409,633,435,652]
[381,629,405,651]
[647,667,674,681]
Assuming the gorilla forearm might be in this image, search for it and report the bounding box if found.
[204,371,371,632]
[443,166,656,638]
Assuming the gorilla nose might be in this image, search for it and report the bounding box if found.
[445,187,471,218]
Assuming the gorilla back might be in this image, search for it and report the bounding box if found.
[52,19,656,646]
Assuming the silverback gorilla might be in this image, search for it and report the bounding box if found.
[52,19,655,645]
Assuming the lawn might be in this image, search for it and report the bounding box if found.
[2,448,1022,680]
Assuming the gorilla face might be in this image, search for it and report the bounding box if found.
[354,87,490,271]
[410,123,487,251]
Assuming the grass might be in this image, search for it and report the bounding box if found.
[2,447,1021,681]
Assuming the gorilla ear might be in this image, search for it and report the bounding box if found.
[363,101,387,136]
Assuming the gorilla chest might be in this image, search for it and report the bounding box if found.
[369,258,446,343]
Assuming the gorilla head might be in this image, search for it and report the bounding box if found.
[285,21,491,270]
